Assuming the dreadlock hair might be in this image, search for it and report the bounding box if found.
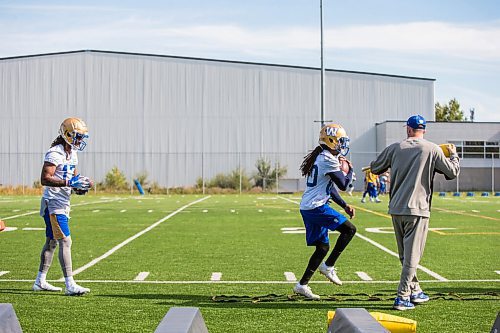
[300,145,324,177]
[50,135,66,148]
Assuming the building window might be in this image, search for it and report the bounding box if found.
[449,141,499,159]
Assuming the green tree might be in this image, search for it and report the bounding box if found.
[435,98,467,122]
[253,158,287,190]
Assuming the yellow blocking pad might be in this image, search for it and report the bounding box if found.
[328,311,417,333]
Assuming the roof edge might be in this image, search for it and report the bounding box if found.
[0,49,436,82]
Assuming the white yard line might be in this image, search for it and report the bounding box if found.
[495,271,500,275]
[355,232,448,281]
[0,271,10,276]
[211,272,222,281]
[278,196,449,282]
[1,198,123,220]
[284,272,297,281]
[133,272,150,281]
[1,278,498,284]
[70,196,211,278]
[356,272,373,281]
[22,228,45,231]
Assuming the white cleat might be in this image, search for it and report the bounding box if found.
[319,263,343,285]
[65,283,90,296]
[33,281,62,292]
[293,283,320,300]
[361,198,366,203]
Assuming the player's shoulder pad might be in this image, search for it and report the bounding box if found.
[320,150,340,168]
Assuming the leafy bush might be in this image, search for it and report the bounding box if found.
[197,169,251,190]
[135,171,149,187]
[253,158,287,190]
[98,166,129,191]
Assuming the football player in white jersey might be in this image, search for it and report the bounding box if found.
[294,124,356,300]
[33,118,93,296]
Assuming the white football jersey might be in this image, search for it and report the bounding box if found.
[300,150,340,210]
[40,144,78,216]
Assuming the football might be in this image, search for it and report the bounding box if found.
[439,143,456,158]
[340,158,351,174]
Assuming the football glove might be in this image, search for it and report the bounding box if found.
[72,188,88,195]
[67,174,91,190]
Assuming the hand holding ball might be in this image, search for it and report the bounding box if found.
[339,157,352,175]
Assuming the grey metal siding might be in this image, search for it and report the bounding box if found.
[0,51,434,188]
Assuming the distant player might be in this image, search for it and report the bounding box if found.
[379,172,389,195]
[346,172,356,196]
[33,118,92,296]
[294,124,356,300]
[361,168,381,203]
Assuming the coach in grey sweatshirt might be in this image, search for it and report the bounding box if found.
[370,114,460,310]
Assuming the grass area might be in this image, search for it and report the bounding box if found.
[0,193,499,332]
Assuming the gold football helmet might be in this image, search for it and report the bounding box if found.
[59,118,89,151]
[319,123,350,156]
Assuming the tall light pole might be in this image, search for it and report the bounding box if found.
[320,0,325,128]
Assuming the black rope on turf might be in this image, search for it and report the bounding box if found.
[212,292,500,303]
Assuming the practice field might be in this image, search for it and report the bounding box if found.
[0,193,499,332]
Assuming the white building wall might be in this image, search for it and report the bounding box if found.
[0,50,435,188]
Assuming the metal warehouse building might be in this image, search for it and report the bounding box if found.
[1,50,498,191]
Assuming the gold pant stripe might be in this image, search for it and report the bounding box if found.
[49,214,65,240]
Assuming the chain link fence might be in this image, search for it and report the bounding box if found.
[0,152,498,194]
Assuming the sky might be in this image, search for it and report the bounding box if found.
[1,0,499,122]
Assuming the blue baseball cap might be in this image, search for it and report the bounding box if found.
[406,115,426,129]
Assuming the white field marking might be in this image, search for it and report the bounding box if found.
[356,272,373,281]
[365,227,393,234]
[257,197,278,200]
[434,207,500,222]
[2,279,499,284]
[496,271,500,275]
[22,227,45,231]
[471,210,480,213]
[69,196,211,278]
[1,198,123,221]
[2,227,18,232]
[281,227,304,231]
[134,272,150,281]
[230,209,236,213]
[120,210,127,213]
[211,272,222,281]
[92,210,100,213]
[286,210,291,213]
[0,271,10,276]
[282,231,305,234]
[12,209,20,212]
[202,209,208,213]
[279,196,449,282]
[258,209,263,213]
[355,233,448,281]
[284,272,297,281]
[365,227,456,234]
[148,210,153,213]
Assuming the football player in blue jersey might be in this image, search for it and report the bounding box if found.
[294,124,356,300]
[33,118,93,296]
